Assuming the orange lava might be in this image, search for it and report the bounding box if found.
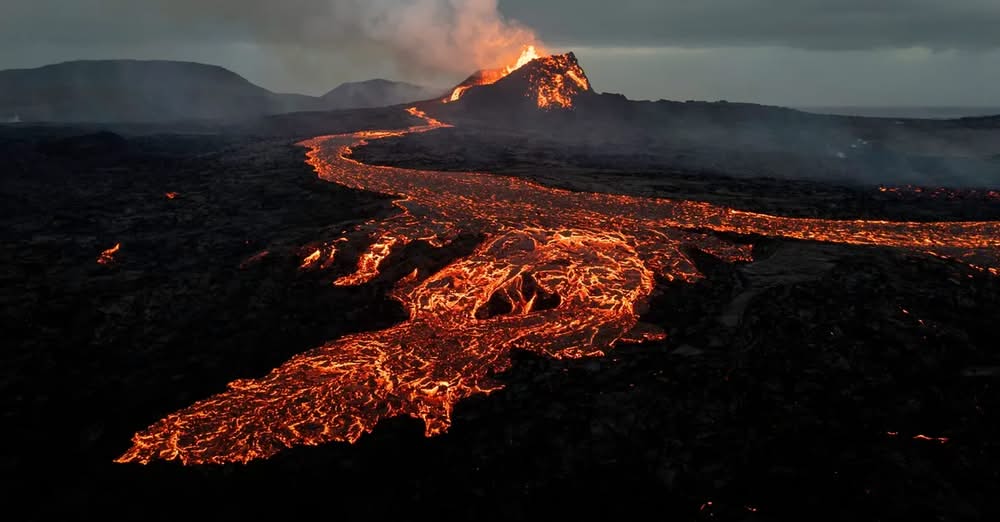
[525,53,591,109]
[446,46,549,105]
[117,108,1000,465]
[445,49,590,109]
[299,249,322,270]
[913,434,949,444]
[97,243,121,265]
[880,185,1000,201]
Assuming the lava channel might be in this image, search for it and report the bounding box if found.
[118,107,1000,465]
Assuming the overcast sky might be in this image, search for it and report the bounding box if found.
[1,0,998,106]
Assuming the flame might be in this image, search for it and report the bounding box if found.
[97,243,121,265]
[117,109,1000,465]
[508,45,541,72]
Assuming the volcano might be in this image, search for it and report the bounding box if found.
[444,52,595,111]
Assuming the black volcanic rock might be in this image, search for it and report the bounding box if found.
[37,131,129,159]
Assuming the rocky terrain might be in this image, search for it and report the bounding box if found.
[353,125,1000,222]
[2,113,999,520]
[421,78,1000,188]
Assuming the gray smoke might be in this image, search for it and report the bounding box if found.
[148,0,542,77]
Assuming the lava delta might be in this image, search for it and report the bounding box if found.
[117,52,1000,465]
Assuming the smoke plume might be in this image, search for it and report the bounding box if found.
[151,0,542,77]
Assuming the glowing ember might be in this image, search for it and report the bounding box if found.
[879,185,1000,201]
[239,250,270,270]
[510,45,541,71]
[165,192,179,200]
[97,243,121,265]
[913,434,949,443]
[117,109,1000,465]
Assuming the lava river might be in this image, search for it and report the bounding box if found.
[118,108,1000,465]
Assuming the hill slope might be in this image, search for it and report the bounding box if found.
[321,79,440,110]
[0,60,436,123]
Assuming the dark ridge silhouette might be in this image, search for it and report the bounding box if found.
[0,60,436,123]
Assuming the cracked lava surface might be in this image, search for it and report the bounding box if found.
[117,108,1000,465]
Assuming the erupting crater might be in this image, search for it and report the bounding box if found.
[444,47,592,109]
[118,57,1000,466]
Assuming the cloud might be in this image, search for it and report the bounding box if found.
[572,45,1000,106]
[2,1,999,105]
[500,0,1000,51]
[5,1,999,56]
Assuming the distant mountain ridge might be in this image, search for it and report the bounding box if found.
[0,60,438,123]
[321,79,441,110]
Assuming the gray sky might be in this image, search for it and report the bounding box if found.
[1,0,998,106]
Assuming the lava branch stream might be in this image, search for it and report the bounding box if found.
[118,108,1000,465]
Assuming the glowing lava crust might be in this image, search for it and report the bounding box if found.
[118,104,1000,466]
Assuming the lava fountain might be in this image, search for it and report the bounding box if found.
[118,58,1000,466]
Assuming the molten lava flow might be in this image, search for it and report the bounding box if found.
[446,45,541,103]
[300,249,322,269]
[118,108,1000,466]
[97,243,121,265]
[525,53,592,109]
